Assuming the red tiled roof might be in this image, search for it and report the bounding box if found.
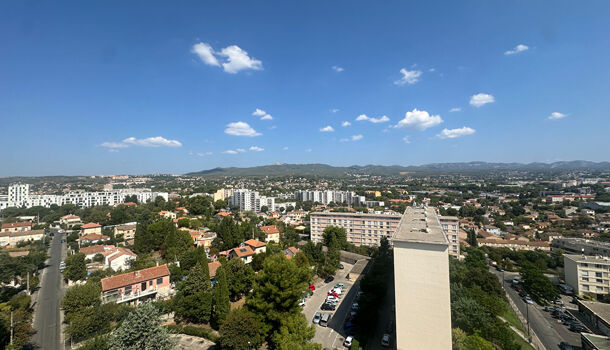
[208,261,222,278]
[79,245,114,256]
[244,239,266,248]
[61,214,80,220]
[1,222,32,229]
[116,224,136,231]
[217,211,230,217]
[121,202,137,206]
[287,246,299,255]
[101,265,170,292]
[232,246,255,257]
[77,233,109,241]
[260,225,279,235]
[81,222,101,229]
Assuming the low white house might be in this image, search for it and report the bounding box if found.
[104,248,137,271]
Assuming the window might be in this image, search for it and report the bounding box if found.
[597,272,603,278]
[582,284,590,291]
[582,270,589,276]
[156,277,163,285]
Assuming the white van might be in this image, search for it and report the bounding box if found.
[320,313,331,327]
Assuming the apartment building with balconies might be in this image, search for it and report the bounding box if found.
[565,254,610,297]
[309,211,401,246]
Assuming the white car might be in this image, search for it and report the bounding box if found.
[313,312,321,324]
[299,299,306,307]
[331,288,342,295]
[326,296,339,303]
[343,335,353,347]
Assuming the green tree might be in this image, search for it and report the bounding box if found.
[108,303,175,350]
[521,263,559,302]
[224,258,255,301]
[246,254,310,337]
[61,282,101,315]
[212,266,231,327]
[219,308,265,350]
[322,226,348,250]
[64,253,87,281]
[271,313,319,350]
[173,263,212,324]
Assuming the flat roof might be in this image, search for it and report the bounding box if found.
[582,333,610,349]
[580,300,610,323]
[393,206,449,245]
[564,254,610,264]
[310,211,401,218]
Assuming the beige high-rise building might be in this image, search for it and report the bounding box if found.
[393,205,451,350]
[309,211,401,246]
[439,216,460,258]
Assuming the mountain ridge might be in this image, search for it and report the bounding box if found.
[185,161,610,176]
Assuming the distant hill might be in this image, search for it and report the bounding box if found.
[185,161,610,176]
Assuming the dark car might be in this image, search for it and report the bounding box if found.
[340,264,345,270]
[544,306,557,312]
[569,324,587,332]
[324,276,334,283]
[49,232,54,237]
[321,303,336,311]
[518,291,527,298]
[495,266,504,272]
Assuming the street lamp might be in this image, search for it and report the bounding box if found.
[526,302,530,337]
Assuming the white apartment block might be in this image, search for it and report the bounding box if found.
[294,190,358,205]
[565,254,610,297]
[229,189,276,212]
[309,212,401,246]
[439,216,460,258]
[393,205,451,350]
[0,183,168,211]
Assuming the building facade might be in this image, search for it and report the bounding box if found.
[565,254,610,297]
[553,238,610,257]
[100,265,172,304]
[294,190,358,205]
[229,189,276,212]
[439,216,460,257]
[392,205,451,350]
[309,212,401,246]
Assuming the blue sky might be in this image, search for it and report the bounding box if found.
[1,0,609,176]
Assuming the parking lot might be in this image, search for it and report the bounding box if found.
[302,262,361,349]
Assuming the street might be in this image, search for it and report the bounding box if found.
[491,269,581,350]
[302,262,358,349]
[32,229,67,350]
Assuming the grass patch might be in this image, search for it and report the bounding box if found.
[511,329,535,350]
[500,304,524,333]
[166,324,219,342]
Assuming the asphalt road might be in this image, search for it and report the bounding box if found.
[491,269,581,350]
[32,231,66,350]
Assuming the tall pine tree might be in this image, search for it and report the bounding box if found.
[212,266,231,327]
[173,262,212,324]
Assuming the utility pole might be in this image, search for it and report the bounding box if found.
[526,303,530,336]
[26,272,30,295]
[10,310,13,345]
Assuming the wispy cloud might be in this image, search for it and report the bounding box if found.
[449,107,461,112]
[394,109,443,130]
[351,134,363,141]
[403,136,411,144]
[437,126,476,139]
[225,121,262,136]
[189,151,213,157]
[223,150,238,154]
[192,42,262,74]
[320,125,335,132]
[548,112,567,120]
[341,121,351,127]
[355,114,390,123]
[330,108,340,113]
[305,148,312,152]
[331,66,344,72]
[469,93,495,107]
[394,68,422,85]
[101,136,182,149]
[249,146,264,151]
[504,44,529,55]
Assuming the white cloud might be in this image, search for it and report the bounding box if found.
[504,44,529,55]
[355,114,390,123]
[252,108,273,120]
[351,134,363,141]
[236,148,246,153]
[305,148,312,152]
[449,107,461,112]
[192,42,262,74]
[223,150,238,154]
[437,126,476,139]
[191,42,220,66]
[249,146,264,152]
[102,136,182,149]
[548,112,567,120]
[320,125,335,132]
[469,93,495,107]
[403,136,411,144]
[429,68,436,72]
[394,109,443,130]
[330,108,340,113]
[341,121,351,127]
[394,68,422,85]
[225,121,261,137]
[332,66,344,72]
[190,151,213,157]
[218,45,263,74]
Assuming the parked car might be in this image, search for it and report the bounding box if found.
[518,291,527,298]
[327,296,339,303]
[309,284,316,291]
[330,288,342,295]
[495,266,504,272]
[324,276,335,283]
[327,292,339,298]
[334,283,345,289]
[343,336,353,347]
[340,264,345,270]
[381,333,391,347]
[351,302,359,310]
[321,303,336,311]
[569,324,587,332]
[516,286,524,293]
[554,298,564,306]
[313,312,321,324]
[523,296,534,304]
[299,299,306,307]
[544,306,557,312]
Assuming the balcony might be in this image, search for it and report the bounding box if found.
[102,287,162,304]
